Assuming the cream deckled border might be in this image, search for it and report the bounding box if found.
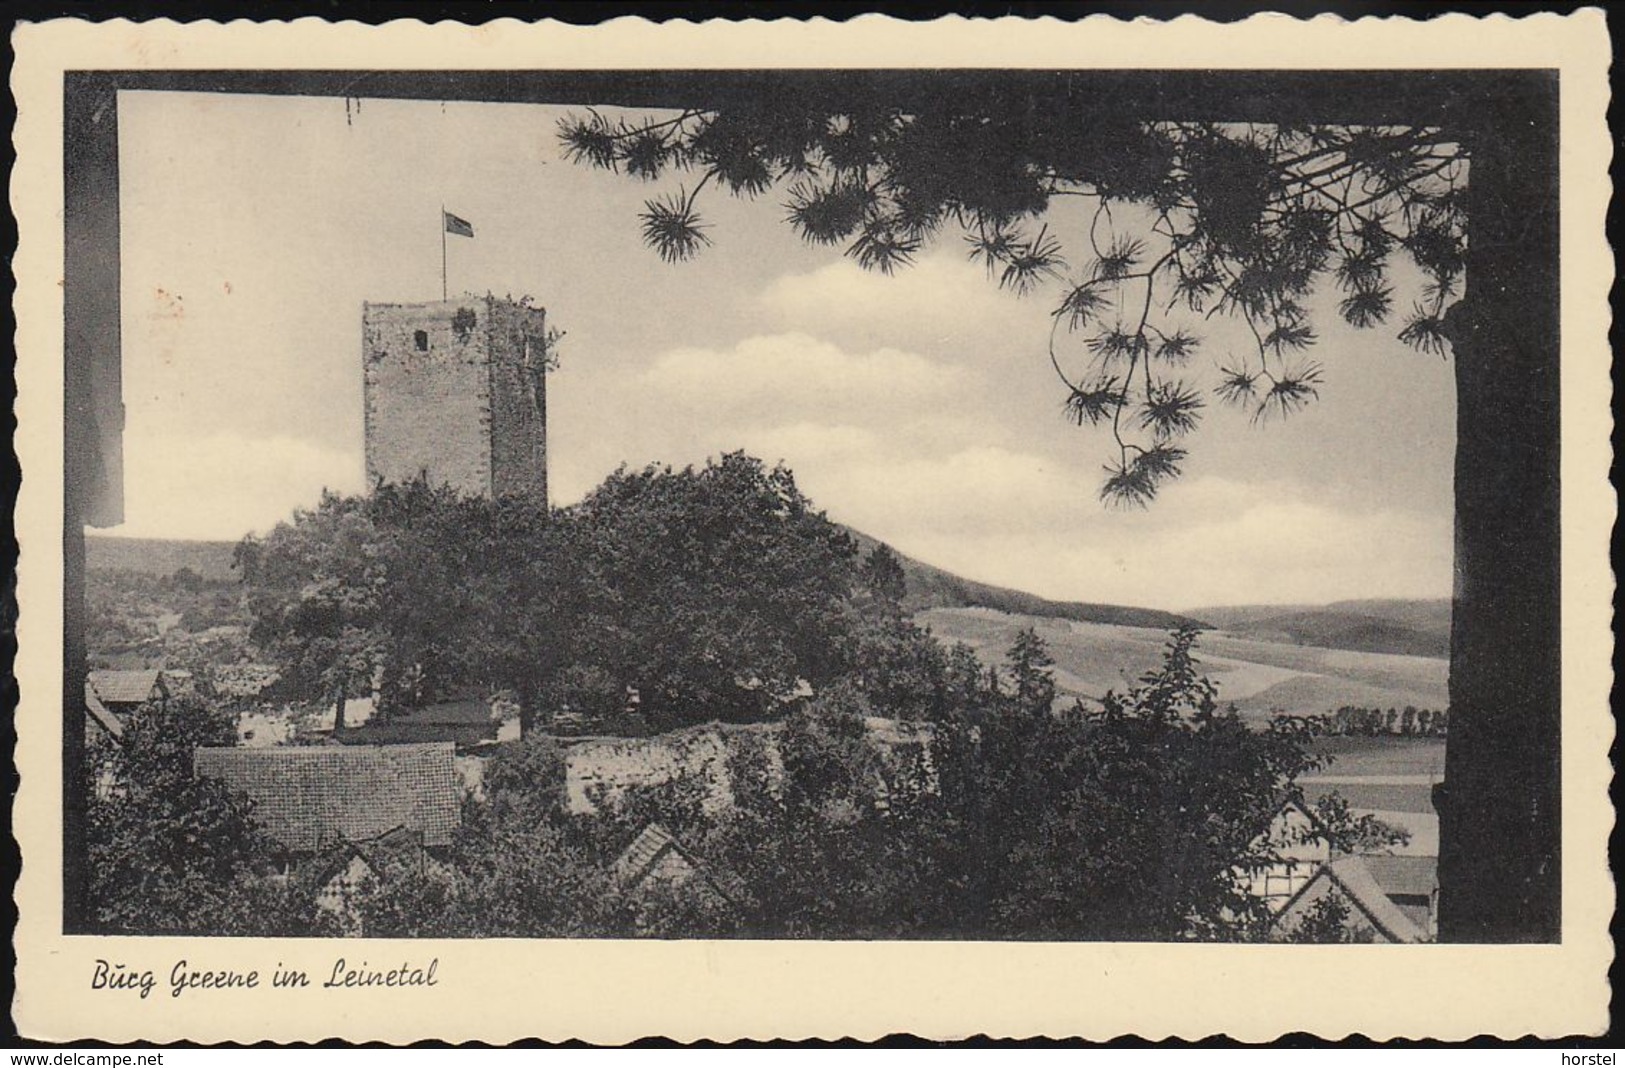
[11,13,1614,1043]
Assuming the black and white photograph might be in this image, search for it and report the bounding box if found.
[13,12,1613,1043]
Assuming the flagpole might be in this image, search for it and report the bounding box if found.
[440,204,448,301]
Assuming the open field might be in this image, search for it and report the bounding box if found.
[917,606,1450,721]
[1305,781,1437,815]
[1302,738,1443,821]
[1308,735,1447,778]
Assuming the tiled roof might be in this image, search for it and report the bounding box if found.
[1320,856,1427,943]
[613,822,676,884]
[84,684,124,741]
[610,822,749,908]
[1361,853,1438,898]
[194,743,460,852]
[90,669,164,706]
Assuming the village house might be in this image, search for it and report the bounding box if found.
[192,742,461,927]
[1242,799,1332,910]
[1242,797,1440,941]
[88,668,168,716]
[612,822,743,919]
[1268,854,1437,943]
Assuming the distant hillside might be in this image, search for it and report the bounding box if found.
[921,606,1450,721]
[86,535,241,581]
[845,528,1204,632]
[1187,599,1451,660]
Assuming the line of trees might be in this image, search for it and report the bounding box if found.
[1315,704,1449,738]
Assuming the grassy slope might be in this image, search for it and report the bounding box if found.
[1187,599,1451,659]
[844,528,1206,631]
[918,606,1449,721]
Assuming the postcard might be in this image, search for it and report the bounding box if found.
[10,12,1614,1042]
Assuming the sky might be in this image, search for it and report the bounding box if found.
[111,90,1457,611]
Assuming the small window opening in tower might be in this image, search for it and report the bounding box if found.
[414,330,429,352]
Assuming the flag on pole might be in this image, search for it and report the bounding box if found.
[443,211,475,238]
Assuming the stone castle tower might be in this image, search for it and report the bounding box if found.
[362,296,549,502]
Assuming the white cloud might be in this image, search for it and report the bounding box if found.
[885,477,1455,610]
[753,441,1453,609]
[565,328,1454,608]
[757,252,1036,349]
[111,431,364,541]
[637,332,972,426]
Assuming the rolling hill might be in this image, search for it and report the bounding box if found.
[1186,599,1451,659]
[918,606,1449,722]
[843,528,1205,632]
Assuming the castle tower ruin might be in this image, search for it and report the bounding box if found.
[362,296,549,502]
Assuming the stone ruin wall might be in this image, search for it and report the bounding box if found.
[561,718,936,817]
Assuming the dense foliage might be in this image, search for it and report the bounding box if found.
[88,462,1405,941]
[85,696,328,936]
[354,626,1347,941]
[559,104,1466,504]
[237,455,955,733]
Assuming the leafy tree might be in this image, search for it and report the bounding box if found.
[914,627,1321,940]
[860,542,909,613]
[939,641,990,719]
[627,627,1323,940]
[165,566,205,595]
[559,452,861,728]
[1311,792,1410,855]
[839,609,952,723]
[1279,892,1377,944]
[85,695,325,935]
[561,104,1465,504]
[697,684,944,937]
[1099,622,1217,724]
[237,480,585,731]
[235,492,391,731]
[356,737,622,938]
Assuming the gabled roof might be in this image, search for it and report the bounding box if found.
[194,743,460,852]
[611,822,746,908]
[1278,855,1428,943]
[613,822,678,884]
[90,669,165,706]
[1246,796,1328,857]
[84,683,124,741]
